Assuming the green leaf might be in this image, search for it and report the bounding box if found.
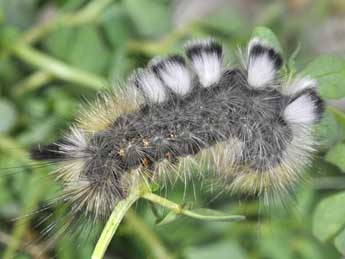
[43,27,75,60]
[46,88,76,120]
[17,117,58,145]
[287,43,301,75]
[184,208,245,222]
[148,182,160,192]
[294,239,324,259]
[201,8,246,35]
[0,177,13,206]
[0,98,17,133]
[334,228,345,255]
[67,26,110,75]
[259,225,293,259]
[124,0,171,37]
[255,2,284,25]
[315,108,342,150]
[0,26,20,51]
[185,241,246,259]
[251,26,282,53]
[23,97,49,119]
[58,0,85,11]
[108,45,134,81]
[328,106,345,130]
[325,142,345,172]
[313,192,345,242]
[101,3,131,47]
[44,25,110,76]
[302,56,345,99]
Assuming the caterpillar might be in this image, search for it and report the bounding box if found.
[30,37,324,226]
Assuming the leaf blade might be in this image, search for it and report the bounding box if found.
[302,56,345,99]
[313,192,345,242]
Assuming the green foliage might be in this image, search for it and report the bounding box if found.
[334,229,345,255]
[325,142,345,172]
[302,56,345,99]
[315,109,342,149]
[251,26,283,53]
[185,241,246,259]
[313,192,345,242]
[200,8,246,35]
[0,99,16,133]
[68,26,110,74]
[0,0,345,259]
[124,0,171,37]
[313,192,345,255]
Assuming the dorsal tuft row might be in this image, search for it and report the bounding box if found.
[129,38,224,103]
[127,37,323,128]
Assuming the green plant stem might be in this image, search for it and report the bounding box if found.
[63,0,113,26]
[125,210,173,259]
[20,0,113,45]
[14,70,53,96]
[91,184,245,259]
[12,44,106,91]
[142,192,245,222]
[9,0,113,94]
[91,188,142,259]
[127,23,195,55]
[142,192,182,214]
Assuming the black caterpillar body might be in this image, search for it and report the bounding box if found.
[31,38,324,220]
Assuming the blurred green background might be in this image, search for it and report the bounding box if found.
[1,0,345,258]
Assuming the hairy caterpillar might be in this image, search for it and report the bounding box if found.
[29,37,324,230]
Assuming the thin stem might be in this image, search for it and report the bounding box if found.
[63,0,113,27]
[125,210,173,259]
[142,192,245,222]
[127,23,195,55]
[12,44,106,91]
[142,192,182,214]
[7,0,113,94]
[14,71,53,96]
[20,0,113,45]
[19,15,64,45]
[91,187,141,259]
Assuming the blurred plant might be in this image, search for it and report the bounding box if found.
[0,1,345,259]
